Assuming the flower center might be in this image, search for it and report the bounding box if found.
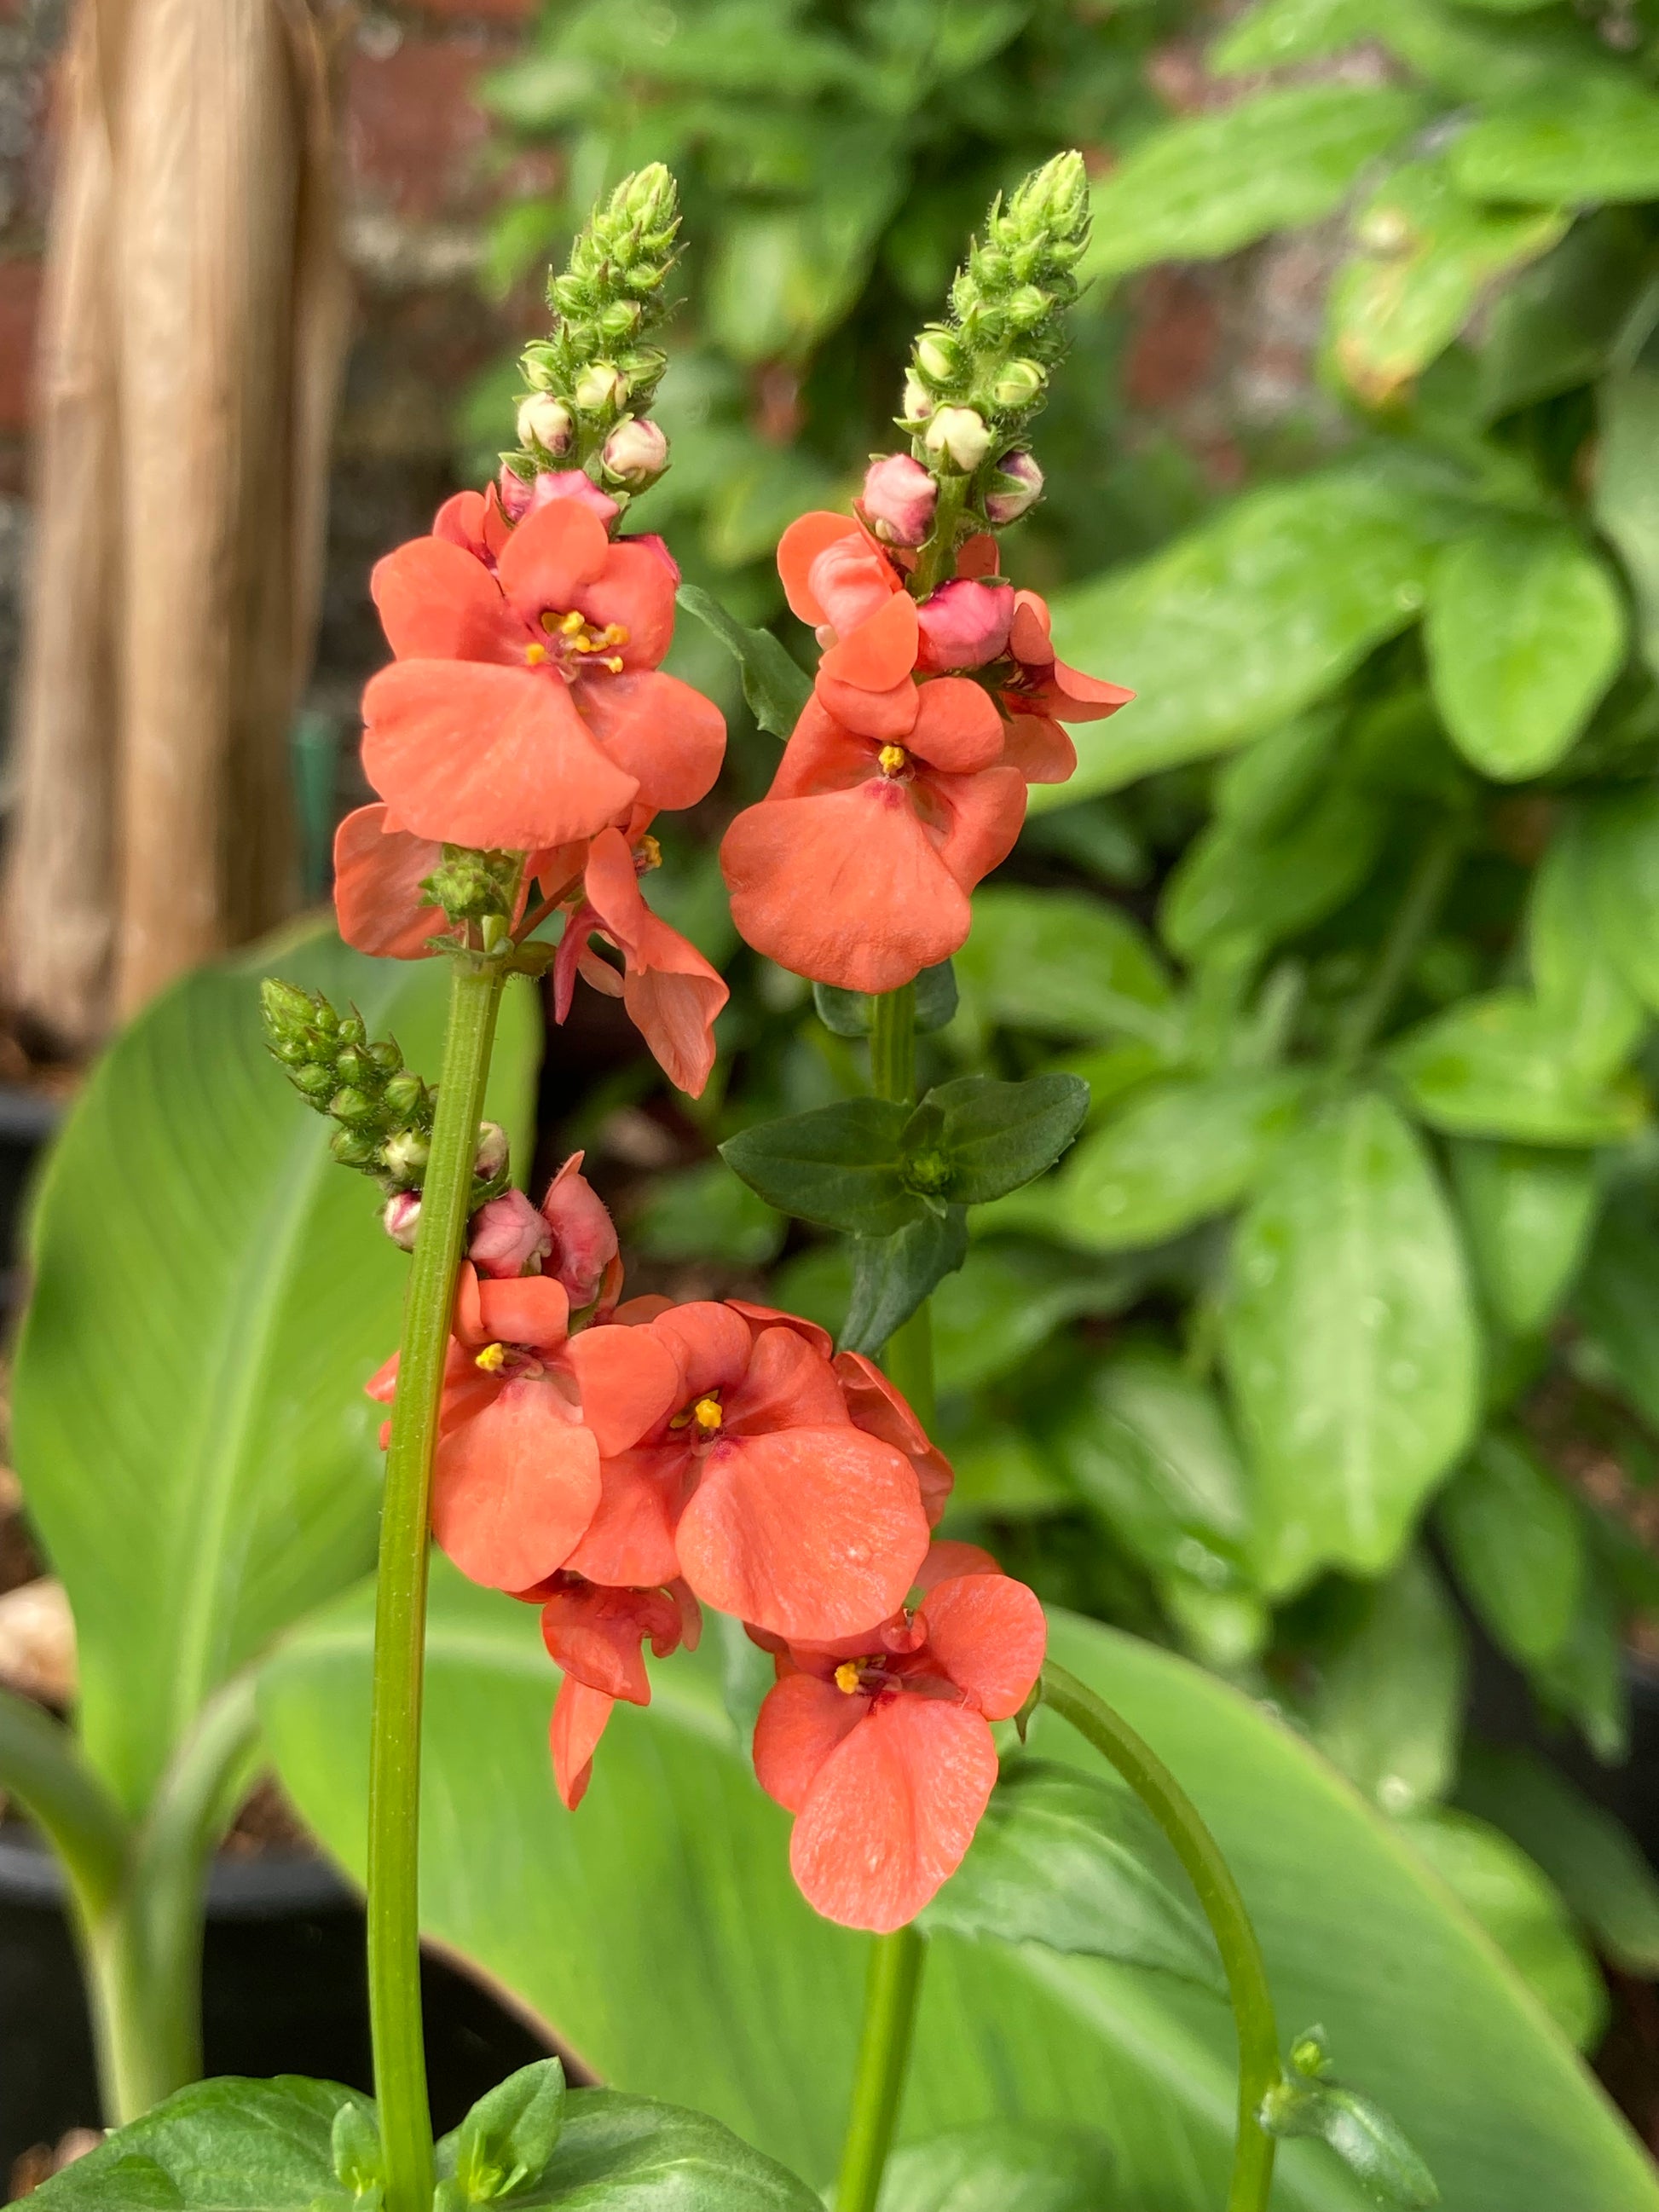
[834,1661,862,1695]
[876,743,909,777]
[473,1340,545,1378]
[524,608,629,676]
[670,1391,724,1435]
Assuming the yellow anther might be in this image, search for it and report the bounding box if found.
[475,1342,506,1373]
[636,835,662,874]
[835,1662,861,1695]
[691,1395,724,1434]
[559,609,586,635]
[877,743,909,777]
[604,655,625,673]
[524,642,549,667]
[602,623,629,647]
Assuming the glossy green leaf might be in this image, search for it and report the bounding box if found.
[1396,1810,1607,2050]
[941,1424,1072,1520]
[877,2122,1117,2212]
[1368,0,1611,103]
[1211,0,1373,73]
[1043,464,1458,804]
[1302,1552,1465,1816]
[12,928,538,1815]
[438,2089,820,2210]
[1528,807,1646,1080]
[1454,78,1659,205]
[1223,1090,1479,1595]
[919,1759,1221,1990]
[26,2074,371,2209]
[1437,1432,1584,1668]
[1459,1745,1659,1976]
[1389,993,1646,1146]
[1527,1534,1629,1762]
[1332,157,1566,405]
[813,961,957,1039]
[1448,1141,1598,1336]
[443,2059,565,2204]
[953,887,1175,1043]
[262,1571,1659,2210]
[997,1072,1308,1254]
[1595,371,1659,682]
[1477,211,1656,419]
[843,1206,968,1356]
[675,586,811,739]
[916,1075,1090,1204]
[1582,786,1659,1011]
[1425,518,1625,778]
[1160,781,1386,958]
[1084,85,1425,282]
[630,1162,785,1269]
[1573,1199,1659,1429]
[720,1100,915,1235]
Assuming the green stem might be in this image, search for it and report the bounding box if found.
[1331,823,1463,1077]
[370,956,506,2212]
[1040,1661,1280,2212]
[835,1924,927,2212]
[0,1683,128,1921]
[909,476,968,598]
[867,984,934,1428]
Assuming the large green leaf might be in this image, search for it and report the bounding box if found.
[1453,78,1659,205]
[1159,782,1386,959]
[1582,786,1659,1011]
[952,887,1176,1045]
[1083,85,1425,282]
[1042,464,1458,804]
[1222,1090,1479,1594]
[1436,1432,1584,1669]
[12,929,539,1814]
[1477,211,1657,419]
[1389,993,1646,1146]
[455,2090,824,2209]
[1448,1141,1598,1336]
[1595,370,1659,682]
[1424,517,1625,779]
[877,2123,1116,2212]
[1573,1199,1659,1430]
[1301,1551,1465,1816]
[260,1568,1659,2211]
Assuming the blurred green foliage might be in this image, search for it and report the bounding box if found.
[480,0,1659,2032]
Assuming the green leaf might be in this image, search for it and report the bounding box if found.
[1595,371,1659,683]
[1396,1810,1607,2050]
[1042,463,1458,804]
[913,1075,1090,1204]
[720,1100,915,1235]
[12,928,538,1814]
[953,887,1175,1043]
[942,1424,1072,1520]
[445,2060,565,2203]
[1388,993,1646,1146]
[877,2122,1117,2212]
[1453,78,1659,205]
[1573,1199,1659,1429]
[1223,1090,1479,1595]
[1046,1349,1254,1597]
[330,2103,383,2199]
[842,1205,968,1355]
[674,586,811,738]
[1083,85,1426,283]
[1330,158,1567,405]
[1459,1745,1659,1976]
[994,1072,1308,1253]
[261,1569,1659,2210]
[631,1163,785,1269]
[1527,1541,1628,1763]
[1211,0,1374,74]
[1265,2074,1440,2210]
[919,1759,1222,1991]
[1477,212,1656,419]
[1582,786,1659,1011]
[813,961,957,1038]
[1448,1141,1598,1336]
[1424,518,1625,779]
[1437,1432,1584,1668]
[1302,1552,1465,1816]
[1159,780,1386,959]
[1528,806,1646,1080]
[26,2076,373,2209]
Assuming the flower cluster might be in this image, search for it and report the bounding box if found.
[367,1155,1044,1929]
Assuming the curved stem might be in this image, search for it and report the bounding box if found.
[370,956,506,2212]
[1040,1660,1280,2212]
[835,1925,927,2212]
[0,1682,128,1920]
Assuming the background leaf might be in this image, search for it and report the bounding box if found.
[1594,370,1659,680]
[1436,1433,1584,1668]
[877,2122,1117,2212]
[1302,1551,1465,1816]
[953,887,1174,1044]
[1448,1141,1598,1336]
[1389,994,1645,1146]
[675,586,812,738]
[1453,78,1659,204]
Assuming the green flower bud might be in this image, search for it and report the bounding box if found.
[382,1129,431,1185]
[332,1126,383,1172]
[573,361,627,414]
[915,329,961,386]
[990,358,1046,409]
[263,978,440,1193]
[381,1071,431,1123]
[293,1062,335,1102]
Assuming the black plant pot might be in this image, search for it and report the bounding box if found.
[0,1833,551,2178]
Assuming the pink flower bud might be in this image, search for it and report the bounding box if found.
[497,465,621,529]
[916,576,1015,673]
[383,1190,421,1251]
[861,453,937,548]
[540,1151,621,1314]
[473,1121,510,1183]
[986,449,1044,525]
[469,1187,554,1279]
[602,416,670,488]
[517,393,574,457]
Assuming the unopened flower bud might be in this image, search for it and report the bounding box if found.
[332,1127,383,1171]
[473,1122,510,1185]
[293,1062,334,1102]
[989,358,1046,410]
[330,1086,379,1128]
[985,448,1044,524]
[861,453,937,547]
[915,330,962,386]
[522,466,621,528]
[381,1071,429,1122]
[469,1187,554,1279]
[540,1151,621,1313]
[922,405,992,473]
[516,393,574,457]
[573,361,627,413]
[383,1190,421,1251]
[601,415,669,488]
[916,576,1015,672]
[381,1129,431,1185]
[598,297,643,344]
[900,372,934,424]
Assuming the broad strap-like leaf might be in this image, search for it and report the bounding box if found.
[11,927,540,1815]
[876,2121,1117,2212]
[1452,76,1659,205]
[675,585,812,738]
[1389,992,1646,1146]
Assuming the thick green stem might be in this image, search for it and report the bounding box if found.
[370,957,506,2212]
[1040,1661,1280,2212]
[835,1924,927,2212]
[1331,823,1463,1077]
[867,984,934,1429]
[910,476,968,598]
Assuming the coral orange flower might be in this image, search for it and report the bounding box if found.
[534,1573,700,1808]
[361,496,724,853]
[752,1541,1047,1932]
[563,1299,932,1643]
[469,1149,624,1313]
[996,587,1135,786]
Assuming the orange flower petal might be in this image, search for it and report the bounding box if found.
[777,511,863,624]
[921,1571,1047,1719]
[1046,661,1136,723]
[371,536,525,664]
[907,677,1003,774]
[753,1672,865,1813]
[833,1352,954,1528]
[560,1321,682,1456]
[564,1447,684,1587]
[913,1538,1001,1591]
[726,1300,834,1360]
[677,1425,928,1641]
[578,669,726,811]
[927,763,1027,896]
[433,490,487,553]
[1009,590,1055,666]
[433,1383,600,1590]
[649,1300,753,1401]
[475,1273,571,1354]
[726,1324,848,1435]
[813,672,919,742]
[997,713,1076,785]
[583,827,729,1096]
[332,804,442,961]
[362,660,639,850]
[819,589,918,690]
[767,699,878,800]
[789,1695,997,1931]
[550,1676,612,1810]
[956,533,1000,579]
[574,539,677,667]
[540,1580,682,1704]
[497,496,611,629]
